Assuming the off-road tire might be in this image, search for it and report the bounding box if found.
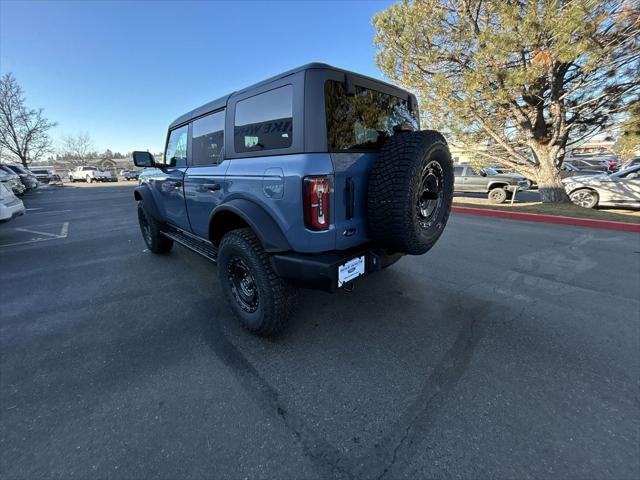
[137,202,173,254]
[367,130,453,255]
[569,188,599,209]
[488,187,508,204]
[218,228,297,337]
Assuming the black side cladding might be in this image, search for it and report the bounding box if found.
[366,130,454,255]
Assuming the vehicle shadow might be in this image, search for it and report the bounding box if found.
[197,263,494,479]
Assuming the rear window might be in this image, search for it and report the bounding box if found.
[234,85,293,153]
[325,80,418,152]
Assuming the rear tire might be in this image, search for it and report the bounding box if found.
[218,228,297,337]
[488,187,507,204]
[137,202,173,253]
[367,130,454,255]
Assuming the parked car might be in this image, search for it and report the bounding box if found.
[68,166,117,183]
[565,156,613,173]
[560,163,601,178]
[3,164,39,190]
[0,166,26,196]
[453,165,528,203]
[121,170,140,181]
[30,167,63,185]
[0,182,25,223]
[29,167,54,182]
[133,63,454,336]
[562,164,640,208]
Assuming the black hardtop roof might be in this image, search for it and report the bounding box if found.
[168,62,408,129]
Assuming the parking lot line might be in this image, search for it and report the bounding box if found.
[0,222,69,248]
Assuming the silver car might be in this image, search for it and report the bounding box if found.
[562,165,640,209]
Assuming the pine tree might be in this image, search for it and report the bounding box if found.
[373,0,639,202]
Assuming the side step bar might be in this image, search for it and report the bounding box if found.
[161,228,218,262]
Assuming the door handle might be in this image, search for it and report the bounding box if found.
[203,183,221,191]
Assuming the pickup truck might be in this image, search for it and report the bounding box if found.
[68,166,117,183]
[453,164,528,203]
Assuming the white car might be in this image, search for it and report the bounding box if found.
[562,165,640,209]
[0,182,25,223]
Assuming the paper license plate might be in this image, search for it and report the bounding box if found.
[338,256,365,287]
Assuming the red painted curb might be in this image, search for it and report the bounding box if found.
[451,205,640,233]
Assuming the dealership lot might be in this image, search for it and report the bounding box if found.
[1,185,639,479]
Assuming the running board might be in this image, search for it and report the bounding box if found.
[161,228,218,262]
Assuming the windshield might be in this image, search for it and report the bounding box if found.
[325,80,418,152]
[31,169,48,174]
[483,167,499,175]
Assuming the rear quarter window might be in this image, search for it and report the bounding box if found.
[234,85,293,153]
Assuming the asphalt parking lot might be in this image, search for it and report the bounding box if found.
[1,184,639,479]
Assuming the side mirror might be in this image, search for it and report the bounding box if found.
[133,151,155,168]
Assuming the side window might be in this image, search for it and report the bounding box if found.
[234,85,293,153]
[192,110,225,166]
[453,166,464,177]
[164,125,188,167]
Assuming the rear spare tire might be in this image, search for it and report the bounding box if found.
[367,130,453,255]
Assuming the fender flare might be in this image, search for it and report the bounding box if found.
[487,181,509,191]
[210,199,291,253]
[133,185,164,222]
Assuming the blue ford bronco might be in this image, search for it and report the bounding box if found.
[133,63,454,336]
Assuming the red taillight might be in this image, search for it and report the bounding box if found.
[303,176,330,231]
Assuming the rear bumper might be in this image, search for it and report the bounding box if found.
[271,246,403,293]
[0,201,25,223]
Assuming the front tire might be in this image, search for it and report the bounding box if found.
[218,228,297,337]
[137,202,173,253]
[488,187,507,204]
[570,188,599,208]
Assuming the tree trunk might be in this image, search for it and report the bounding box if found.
[533,148,570,203]
[19,155,29,168]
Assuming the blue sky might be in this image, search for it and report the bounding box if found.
[0,0,394,154]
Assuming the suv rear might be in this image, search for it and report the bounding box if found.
[133,63,454,336]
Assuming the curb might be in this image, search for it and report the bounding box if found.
[451,205,640,233]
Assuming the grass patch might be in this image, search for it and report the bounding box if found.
[453,200,640,224]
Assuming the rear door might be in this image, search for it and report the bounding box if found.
[466,167,488,192]
[458,166,482,192]
[149,125,191,231]
[183,109,230,239]
[610,167,640,205]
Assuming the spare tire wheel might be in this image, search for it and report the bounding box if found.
[367,130,454,255]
